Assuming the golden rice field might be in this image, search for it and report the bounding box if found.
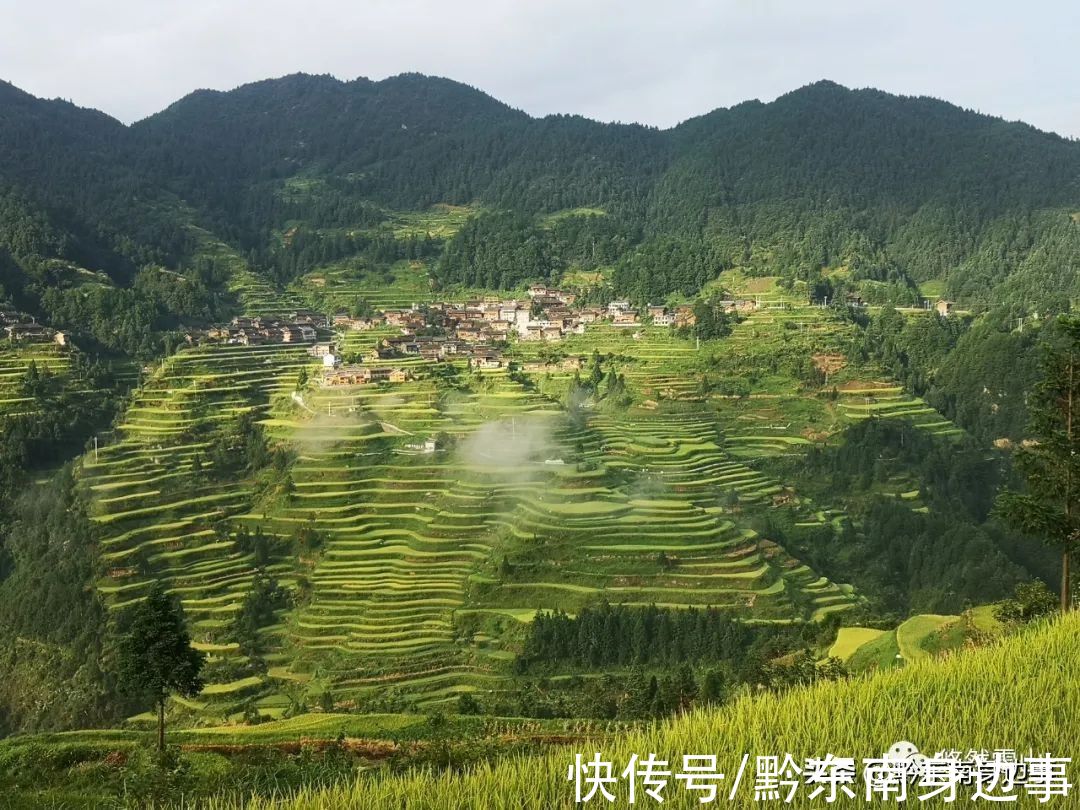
[209,613,1080,809]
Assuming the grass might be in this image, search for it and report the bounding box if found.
[206,612,1080,808]
[896,614,959,662]
[827,626,887,661]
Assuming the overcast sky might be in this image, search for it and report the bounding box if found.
[2,1,1078,136]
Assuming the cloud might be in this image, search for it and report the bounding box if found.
[456,414,560,476]
[0,0,1077,136]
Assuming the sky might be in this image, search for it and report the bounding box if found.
[1,0,1078,137]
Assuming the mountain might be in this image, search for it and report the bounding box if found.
[0,80,185,282]
[0,73,1078,323]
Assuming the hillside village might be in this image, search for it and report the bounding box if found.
[0,309,70,346]
[181,285,747,385]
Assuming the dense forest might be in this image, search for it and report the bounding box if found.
[0,74,1077,324]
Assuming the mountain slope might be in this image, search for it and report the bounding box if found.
[2,73,1079,310]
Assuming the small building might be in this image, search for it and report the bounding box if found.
[322,353,339,368]
[4,323,52,342]
[607,300,632,315]
[935,299,955,317]
[308,342,336,358]
[388,368,411,383]
[470,350,505,369]
[673,306,697,327]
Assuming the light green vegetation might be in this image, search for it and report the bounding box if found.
[0,343,79,418]
[210,613,1080,809]
[827,626,887,661]
[391,204,478,240]
[895,614,960,662]
[70,245,975,724]
[540,207,606,227]
[837,610,996,671]
[918,279,947,299]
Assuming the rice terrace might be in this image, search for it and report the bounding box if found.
[0,27,1079,808]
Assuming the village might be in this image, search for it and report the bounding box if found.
[0,309,71,346]
[179,283,812,389]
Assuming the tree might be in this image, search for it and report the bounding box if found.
[997,316,1080,612]
[116,581,205,753]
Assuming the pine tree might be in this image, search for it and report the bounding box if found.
[115,581,205,753]
[997,315,1080,612]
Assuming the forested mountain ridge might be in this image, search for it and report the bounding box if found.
[0,80,187,280]
[1,73,1079,324]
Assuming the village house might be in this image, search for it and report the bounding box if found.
[307,342,336,358]
[384,310,411,327]
[236,331,268,346]
[612,309,640,326]
[531,294,563,310]
[673,306,697,328]
[323,365,401,386]
[288,309,328,327]
[936,299,955,317]
[523,356,583,373]
[470,350,505,369]
[331,312,383,331]
[578,308,603,324]
[607,300,632,315]
[719,299,758,314]
[4,322,53,342]
[647,305,675,326]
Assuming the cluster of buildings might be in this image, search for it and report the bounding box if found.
[313,285,719,386]
[193,311,329,346]
[322,364,413,386]
[0,310,69,346]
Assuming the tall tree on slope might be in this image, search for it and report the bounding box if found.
[997,315,1080,612]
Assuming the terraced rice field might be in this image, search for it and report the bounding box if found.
[0,343,78,417]
[81,341,311,719]
[72,268,967,719]
[222,319,863,709]
[296,260,440,313]
[836,383,964,437]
